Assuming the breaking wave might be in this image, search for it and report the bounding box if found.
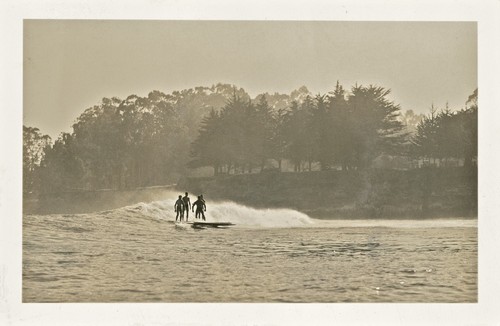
[122,198,314,228]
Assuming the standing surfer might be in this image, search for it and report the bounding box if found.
[182,192,191,222]
[192,195,206,221]
[174,195,185,222]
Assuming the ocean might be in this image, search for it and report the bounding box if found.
[23,195,477,303]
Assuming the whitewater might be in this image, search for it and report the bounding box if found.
[23,196,477,302]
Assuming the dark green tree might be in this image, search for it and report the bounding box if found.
[282,97,315,171]
[255,94,276,171]
[23,126,52,194]
[410,108,440,164]
[190,108,225,175]
[310,94,334,170]
[411,89,477,167]
[326,81,353,170]
[191,95,258,175]
[39,133,84,193]
[347,85,407,169]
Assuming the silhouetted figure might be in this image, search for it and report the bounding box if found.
[182,192,191,221]
[174,195,185,222]
[192,195,206,221]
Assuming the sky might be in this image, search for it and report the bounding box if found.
[23,20,477,139]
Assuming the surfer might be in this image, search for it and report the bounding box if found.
[182,192,191,221]
[174,195,185,222]
[192,195,206,221]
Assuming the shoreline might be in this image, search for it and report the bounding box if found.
[24,168,477,219]
[178,168,477,220]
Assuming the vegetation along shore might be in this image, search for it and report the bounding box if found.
[23,83,477,218]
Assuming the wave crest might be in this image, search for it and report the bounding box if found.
[124,199,313,228]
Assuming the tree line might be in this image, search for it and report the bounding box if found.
[25,92,189,194]
[191,84,477,174]
[191,83,408,173]
[411,89,477,168]
[23,83,477,195]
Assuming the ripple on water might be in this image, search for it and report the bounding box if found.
[52,251,79,255]
[23,215,477,303]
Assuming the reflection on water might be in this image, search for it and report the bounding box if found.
[23,200,477,302]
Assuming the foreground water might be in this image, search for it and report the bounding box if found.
[23,199,477,302]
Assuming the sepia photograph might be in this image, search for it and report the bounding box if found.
[22,20,478,303]
[2,0,500,325]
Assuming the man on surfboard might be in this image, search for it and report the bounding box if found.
[174,195,185,222]
[192,195,206,221]
[182,192,191,221]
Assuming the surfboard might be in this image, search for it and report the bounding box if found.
[174,222,189,228]
[191,222,235,228]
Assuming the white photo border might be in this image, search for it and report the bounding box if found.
[1,0,499,325]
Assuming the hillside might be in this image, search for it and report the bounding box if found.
[24,167,477,218]
[177,167,477,219]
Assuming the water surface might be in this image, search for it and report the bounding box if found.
[23,200,477,302]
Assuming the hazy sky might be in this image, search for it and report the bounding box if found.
[24,20,477,139]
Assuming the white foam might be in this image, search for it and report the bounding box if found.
[110,199,476,229]
[206,201,313,228]
[127,198,314,228]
